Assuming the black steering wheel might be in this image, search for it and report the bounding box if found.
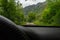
[0,16,40,40]
[0,16,60,40]
[0,16,28,40]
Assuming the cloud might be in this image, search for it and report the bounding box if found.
[19,0,46,7]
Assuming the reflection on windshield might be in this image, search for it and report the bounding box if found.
[0,0,60,26]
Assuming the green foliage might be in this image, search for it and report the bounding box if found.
[0,0,60,26]
[35,0,60,26]
[27,12,36,22]
[0,0,25,25]
[15,1,25,25]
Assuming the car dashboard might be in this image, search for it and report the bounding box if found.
[0,16,60,40]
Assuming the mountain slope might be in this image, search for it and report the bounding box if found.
[23,2,47,15]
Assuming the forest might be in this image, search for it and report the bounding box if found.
[0,0,60,26]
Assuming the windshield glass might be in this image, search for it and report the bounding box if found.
[0,0,60,26]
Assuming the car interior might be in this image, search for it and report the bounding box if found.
[0,16,60,40]
[0,0,60,40]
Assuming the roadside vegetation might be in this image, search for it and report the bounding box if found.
[0,0,60,26]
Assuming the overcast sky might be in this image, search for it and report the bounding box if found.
[16,0,46,7]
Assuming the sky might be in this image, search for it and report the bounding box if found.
[16,0,46,8]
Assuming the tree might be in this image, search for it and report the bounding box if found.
[15,1,25,25]
[39,0,60,26]
[0,0,16,20]
[0,0,25,25]
[27,12,36,22]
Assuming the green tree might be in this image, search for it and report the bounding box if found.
[39,0,60,26]
[27,12,36,22]
[0,0,25,25]
[15,1,25,25]
[0,0,16,20]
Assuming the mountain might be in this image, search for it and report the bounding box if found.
[23,2,47,15]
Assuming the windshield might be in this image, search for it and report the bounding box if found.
[0,0,60,26]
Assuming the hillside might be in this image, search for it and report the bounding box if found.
[23,2,47,15]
